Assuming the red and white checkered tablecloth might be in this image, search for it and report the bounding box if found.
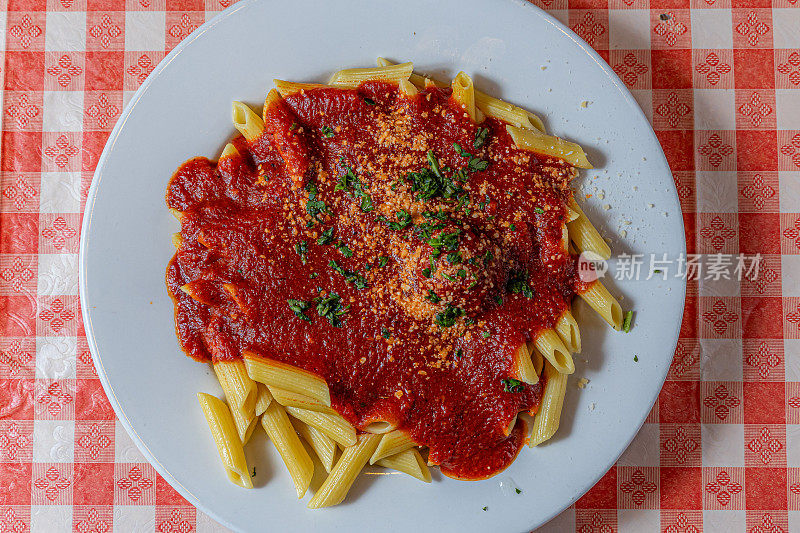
[1,0,799,530]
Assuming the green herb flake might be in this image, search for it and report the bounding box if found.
[337,243,353,258]
[434,304,465,328]
[364,97,377,106]
[378,210,412,231]
[501,378,524,393]
[251,467,256,477]
[453,143,472,158]
[287,299,311,322]
[506,270,534,298]
[378,256,389,268]
[422,268,432,278]
[446,251,462,264]
[467,157,489,172]
[515,488,522,495]
[314,291,349,327]
[623,311,634,333]
[474,127,489,149]
[482,331,490,339]
[425,290,442,304]
[534,207,545,214]
[294,240,308,264]
[360,193,374,212]
[320,126,335,138]
[317,227,335,245]
[482,507,488,512]
[381,327,391,339]
[289,122,298,131]
[634,354,639,362]
[509,223,516,231]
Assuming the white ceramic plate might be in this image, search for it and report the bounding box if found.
[80,0,686,531]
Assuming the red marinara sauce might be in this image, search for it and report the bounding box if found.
[166,81,583,480]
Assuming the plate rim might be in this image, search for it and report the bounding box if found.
[79,0,687,530]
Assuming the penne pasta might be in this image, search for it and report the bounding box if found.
[292,418,337,473]
[376,57,544,132]
[328,62,414,89]
[451,71,477,122]
[363,420,398,435]
[273,80,328,98]
[567,196,611,260]
[511,342,539,385]
[507,125,592,169]
[267,386,338,416]
[475,91,545,132]
[261,402,314,498]
[370,429,415,464]
[231,102,264,143]
[284,406,357,448]
[533,328,575,375]
[307,433,381,509]
[243,351,331,407]
[578,279,623,331]
[214,360,258,444]
[529,362,568,447]
[197,392,253,489]
[254,383,273,416]
[398,78,418,97]
[555,309,581,353]
[376,448,432,483]
[219,142,238,160]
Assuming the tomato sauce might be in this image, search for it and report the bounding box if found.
[166,81,581,479]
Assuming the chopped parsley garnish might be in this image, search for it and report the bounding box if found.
[377,256,389,268]
[293,240,308,264]
[335,165,358,193]
[317,227,335,245]
[364,97,376,105]
[494,295,503,306]
[336,243,353,258]
[304,181,329,222]
[287,299,311,322]
[453,143,472,158]
[653,269,662,274]
[289,122,298,131]
[309,272,318,279]
[467,157,489,172]
[506,270,534,298]
[252,467,256,477]
[515,488,522,494]
[427,229,461,258]
[482,507,488,512]
[474,127,489,149]
[422,210,450,222]
[534,207,545,214]
[381,327,391,339]
[378,210,412,230]
[434,304,464,328]
[634,354,639,362]
[320,126,335,138]
[623,311,634,332]
[446,251,462,264]
[501,378,524,393]
[404,151,463,201]
[335,161,373,211]
[457,269,466,278]
[328,259,368,289]
[314,292,349,327]
[482,331,490,338]
[360,194,374,212]
[425,290,442,304]
[509,223,516,231]
[422,268,432,278]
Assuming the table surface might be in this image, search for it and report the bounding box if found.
[1,0,799,531]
